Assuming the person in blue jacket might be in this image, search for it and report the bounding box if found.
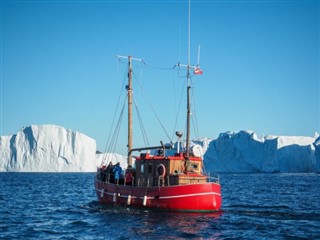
[113,162,122,183]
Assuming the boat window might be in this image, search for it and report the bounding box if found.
[148,164,153,173]
[141,164,144,174]
[192,164,198,170]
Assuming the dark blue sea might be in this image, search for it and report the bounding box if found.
[0,173,319,239]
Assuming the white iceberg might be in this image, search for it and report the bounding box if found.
[0,125,125,172]
[203,130,319,173]
[1,125,319,173]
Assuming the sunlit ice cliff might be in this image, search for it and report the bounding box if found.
[0,125,126,172]
[204,130,320,173]
[0,125,319,173]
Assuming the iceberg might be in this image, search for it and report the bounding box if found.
[203,130,319,173]
[0,125,319,173]
[0,125,126,172]
[314,135,320,171]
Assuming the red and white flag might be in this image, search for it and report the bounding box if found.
[193,66,203,75]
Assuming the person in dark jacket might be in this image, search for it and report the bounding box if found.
[106,162,113,173]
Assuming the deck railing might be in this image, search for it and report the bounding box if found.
[99,171,220,186]
[207,173,220,184]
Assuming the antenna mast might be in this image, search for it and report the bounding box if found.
[186,0,191,161]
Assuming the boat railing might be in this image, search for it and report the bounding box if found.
[207,173,220,184]
[136,177,152,187]
[99,172,219,186]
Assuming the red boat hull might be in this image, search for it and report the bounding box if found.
[94,178,222,212]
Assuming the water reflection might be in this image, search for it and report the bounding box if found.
[144,211,223,238]
[92,204,223,239]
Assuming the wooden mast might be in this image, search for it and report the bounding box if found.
[117,55,143,167]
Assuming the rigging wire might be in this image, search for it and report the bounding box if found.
[103,62,127,151]
[176,66,188,79]
[118,57,173,71]
[190,77,200,139]
[171,76,187,140]
[102,95,127,165]
[136,59,173,71]
[132,71,172,143]
[191,116,199,140]
[133,94,150,147]
[171,71,201,143]
[101,63,128,166]
[110,98,126,153]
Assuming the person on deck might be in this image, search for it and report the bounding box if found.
[113,162,122,183]
[106,162,113,173]
[125,166,133,185]
[103,162,113,182]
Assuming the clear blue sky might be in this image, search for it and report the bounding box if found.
[1,0,319,154]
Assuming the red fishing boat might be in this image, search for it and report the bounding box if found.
[94,1,222,212]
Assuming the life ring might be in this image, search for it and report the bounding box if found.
[157,164,166,177]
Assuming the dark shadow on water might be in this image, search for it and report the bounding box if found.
[82,200,224,238]
[85,200,223,218]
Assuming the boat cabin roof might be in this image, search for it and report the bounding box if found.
[134,152,202,162]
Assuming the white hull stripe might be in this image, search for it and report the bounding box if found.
[156,192,221,199]
[96,188,221,200]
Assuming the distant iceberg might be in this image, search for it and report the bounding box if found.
[0,125,319,173]
[204,130,320,173]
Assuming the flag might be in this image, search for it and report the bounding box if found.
[193,66,203,75]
